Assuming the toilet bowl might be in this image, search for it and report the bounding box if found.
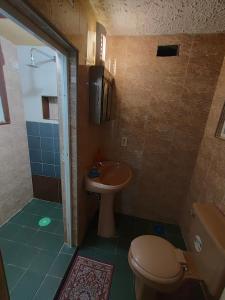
[128,203,225,300]
[128,235,192,300]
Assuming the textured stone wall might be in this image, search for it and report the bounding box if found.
[182,56,225,238]
[0,36,33,225]
[105,33,225,223]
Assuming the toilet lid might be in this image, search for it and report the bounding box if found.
[130,235,183,284]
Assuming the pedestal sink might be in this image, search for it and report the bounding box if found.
[85,161,132,238]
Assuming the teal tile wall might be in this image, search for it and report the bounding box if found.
[26,121,60,178]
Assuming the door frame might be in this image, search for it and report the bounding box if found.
[0,0,79,246]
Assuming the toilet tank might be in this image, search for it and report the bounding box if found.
[188,203,225,299]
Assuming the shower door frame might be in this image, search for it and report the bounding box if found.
[0,1,79,246]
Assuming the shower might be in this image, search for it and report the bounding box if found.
[27,47,56,68]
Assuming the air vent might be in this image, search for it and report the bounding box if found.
[157,45,179,57]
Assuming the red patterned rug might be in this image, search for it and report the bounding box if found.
[55,255,114,300]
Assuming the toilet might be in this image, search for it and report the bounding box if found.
[128,203,225,300]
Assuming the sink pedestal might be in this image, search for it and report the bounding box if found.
[98,193,115,238]
[85,161,132,238]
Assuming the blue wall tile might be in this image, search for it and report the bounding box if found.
[26,121,60,178]
[52,124,59,139]
[53,138,60,152]
[42,151,54,164]
[54,152,60,165]
[40,123,53,138]
[55,165,61,178]
[29,149,42,163]
[31,162,43,176]
[28,136,41,150]
[26,122,40,136]
[43,164,55,177]
[41,137,54,151]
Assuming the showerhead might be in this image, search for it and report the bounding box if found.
[26,48,56,69]
[27,52,38,68]
[27,62,38,68]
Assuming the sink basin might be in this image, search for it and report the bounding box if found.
[85,161,132,238]
[85,161,132,194]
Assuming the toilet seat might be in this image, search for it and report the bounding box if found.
[129,235,184,285]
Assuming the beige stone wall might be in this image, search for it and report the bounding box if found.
[105,34,225,223]
[182,56,225,238]
[0,36,33,225]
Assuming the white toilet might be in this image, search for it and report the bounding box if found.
[128,203,225,300]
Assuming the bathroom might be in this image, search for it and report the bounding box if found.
[0,1,225,300]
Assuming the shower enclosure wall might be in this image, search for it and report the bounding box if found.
[0,36,33,225]
[17,45,61,203]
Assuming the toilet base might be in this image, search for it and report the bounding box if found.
[135,276,157,300]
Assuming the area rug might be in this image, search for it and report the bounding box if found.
[55,255,114,300]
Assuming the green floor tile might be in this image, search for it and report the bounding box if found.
[53,202,63,209]
[84,232,118,255]
[29,250,57,274]
[23,201,52,216]
[110,273,135,300]
[166,234,187,250]
[78,246,97,258]
[9,243,39,268]
[32,198,54,206]
[39,219,63,235]
[48,253,72,278]
[32,198,62,209]
[116,214,135,237]
[33,275,61,300]
[0,238,17,264]
[47,208,63,220]
[90,248,118,265]
[54,220,64,236]
[0,199,66,300]
[13,226,38,244]
[10,270,44,300]
[10,212,41,229]
[5,264,25,291]
[165,223,182,236]
[60,243,77,255]
[31,231,64,253]
[117,237,132,257]
[0,223,20,240]
[110,255,135,300]
[134,218,155,236]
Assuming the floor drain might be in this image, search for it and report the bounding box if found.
[38,217,51,227]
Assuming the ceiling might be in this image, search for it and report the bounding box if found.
[0,18,43,45]
[90,0,225,36]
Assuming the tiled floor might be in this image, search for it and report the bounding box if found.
[78,213,187,300]
[1,201,203,300]
[0,198,76,300]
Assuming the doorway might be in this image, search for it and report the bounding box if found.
[0,2,78,299]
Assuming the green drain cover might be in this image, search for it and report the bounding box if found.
[38,217,51,227]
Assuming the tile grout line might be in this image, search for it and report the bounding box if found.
[0,199,62,229]
[9,267,28,294]
[0,199,66,299]
[31,244,66,300]
[8,245,43,294]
